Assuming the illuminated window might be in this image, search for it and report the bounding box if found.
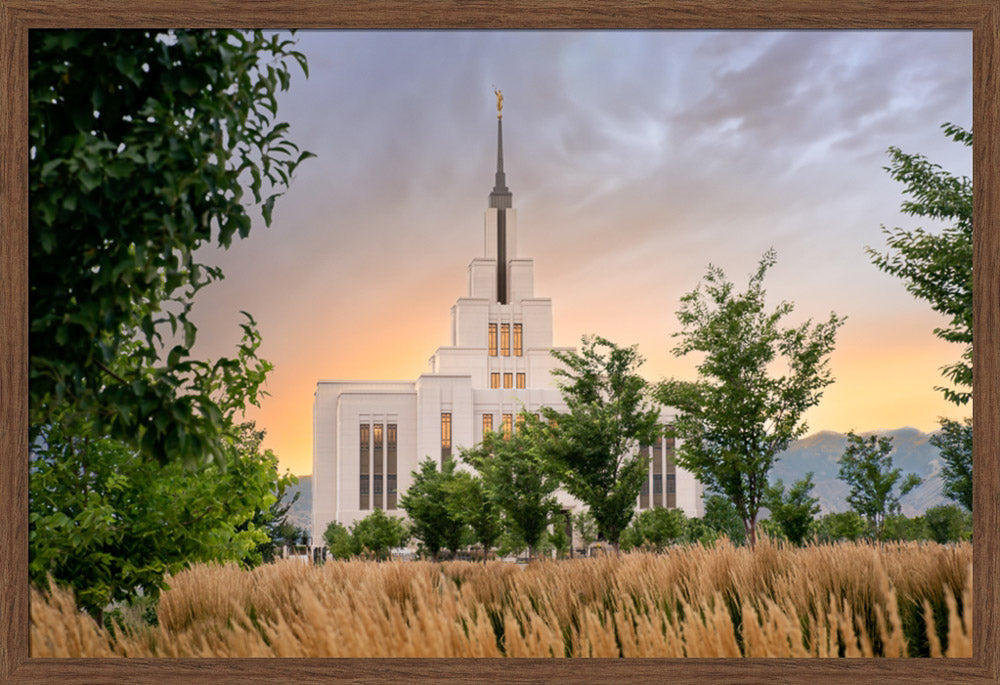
[502,414,513,438]
[513,323,522,356]
[441,413,452,462]
[500,324,510,356]
[491,372,501,388]
[488,323,497,356]
[639,446,650,509]
[652,440,663,508]
[373,423,383,509]
[516,372,525,389]
[387,423,397,509]
[483,413,493,433]
[359,424,370,510]
[516,413,525,433]
[503,372,513,389]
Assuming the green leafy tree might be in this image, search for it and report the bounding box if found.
[442,470,503,562]
[399,458,469,560]
[868,125,973,512]
[882,514,928,542]
[29,29,312,468]
[867,124,972,406]
[683,517,719,546]
[621,507,687,552]
[931,417,973,511]
[461,426,561,560]
[764,473,821,546]
[838,432,922,541]
[276,522,308,553]
[323,521,360,560]
[350,509,410,561]
[923,503,972,544]
[572,510,599,555]
[231,422,299,564]
[548,512,572,559]
[540,336,661,549]
[658,249,844,547]
[702,493,746,545]
[815,511,869,544]
[29,418,288,620]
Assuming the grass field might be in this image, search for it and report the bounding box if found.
[31,538,971,658]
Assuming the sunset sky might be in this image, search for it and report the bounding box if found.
[188,30,972,476]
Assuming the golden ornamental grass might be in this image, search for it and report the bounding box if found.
[31,539,972,658]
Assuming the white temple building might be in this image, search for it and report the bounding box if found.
[312,102,703,545]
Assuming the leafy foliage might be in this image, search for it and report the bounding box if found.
[350,509,410,561]
[461,426,561,559]
[931,417,973,512]
[867,124,972,406]
[571,510,599,552]
[540,336,661,548]
[399,458,470,559]
[323,521,360,560]
[621,507,687,552]
[923,504,972,544]
[29,419,290,618]
[815,511,869,544]
[701,493,746,545]
[837,432,922,541]
[441,469,503,561]
[547,512,572,558]
[764,473,820,546]
[881,514,928,542]
[29,29,313,467]
[658,249,844,547]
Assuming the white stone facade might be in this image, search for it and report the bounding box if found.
[311,116,703,545]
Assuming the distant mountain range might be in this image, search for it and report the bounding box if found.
[282,474,312,534]
[770,427,948,516]
[281,427,954,537]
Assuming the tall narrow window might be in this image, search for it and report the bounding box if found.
[502,413,513,439]
[387,423,397,509]
[500,324,510,356]
[665,426,677,508]
[359,423,370,510]
[373,423,384,510]
[516,413,525,434]
[516,372,525,389]
[491,372,501,389]
[483,413,494,434]
[488,323,498,356]
[513,323,522,356]
[639,446,650,509]
[652,439,663,508]
[503,372,513,389]
[441,412,452,462]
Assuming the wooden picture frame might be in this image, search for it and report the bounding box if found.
[2,1,997,682]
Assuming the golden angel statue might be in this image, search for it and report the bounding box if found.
[494,88,503,118]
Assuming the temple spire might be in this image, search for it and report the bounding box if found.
[489,89,512,209]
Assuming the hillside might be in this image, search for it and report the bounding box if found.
[770,427,948,516]
[281,474,312,535]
